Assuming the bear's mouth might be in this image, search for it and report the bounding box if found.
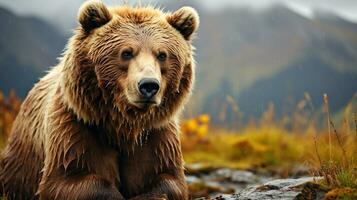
[133,100,158,109]
[135,100,156,104]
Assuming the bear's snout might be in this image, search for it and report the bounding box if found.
[138,78,160,99]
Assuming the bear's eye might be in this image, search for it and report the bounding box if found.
[157,52,167,62]
[121,50,134,60]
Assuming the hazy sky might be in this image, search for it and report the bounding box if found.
[203,0,357,21]
[1,0,357,22]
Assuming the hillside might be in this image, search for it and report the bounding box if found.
[237,56,357,117]
[194,5,357,123]
[0,7,66,97]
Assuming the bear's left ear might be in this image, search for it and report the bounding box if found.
[78,0,112,33]
[167,7,200,41]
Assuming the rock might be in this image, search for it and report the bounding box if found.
[188,168,273,199]
[212,168,272,185]
[213,169,258,184]
[195,177,326,200]
[187,175,235,198]
[194,194,233,200]
[233,177,326,200]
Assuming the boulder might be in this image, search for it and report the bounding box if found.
[195,177,327,200]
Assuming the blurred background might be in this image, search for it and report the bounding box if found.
[0,0,356,198]
[0,0,356,127]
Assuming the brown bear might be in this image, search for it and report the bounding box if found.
[0,1,199,199]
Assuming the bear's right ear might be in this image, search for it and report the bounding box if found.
[167,7,200,41]
[78,0,112,33]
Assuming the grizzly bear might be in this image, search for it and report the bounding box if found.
[0,1,199,199]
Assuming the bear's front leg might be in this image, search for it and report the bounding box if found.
[38,107,124,200]
[129,173,187,200]
[39,174,124,200]
[128,124,188,200]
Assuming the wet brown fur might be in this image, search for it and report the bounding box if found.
[0,1,199,199]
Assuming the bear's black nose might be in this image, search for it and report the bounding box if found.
[138,78,160,99]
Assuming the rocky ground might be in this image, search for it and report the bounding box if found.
[186,164,328,200]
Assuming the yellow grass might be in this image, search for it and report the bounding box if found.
[182,125,305,171]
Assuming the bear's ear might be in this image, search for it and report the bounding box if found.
[78,0,112,33]
[167,7,200,41]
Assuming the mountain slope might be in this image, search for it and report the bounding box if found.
[195,5,357,90]
[195,5,357,123]
[237,55,357,117]
[0,7,66,97]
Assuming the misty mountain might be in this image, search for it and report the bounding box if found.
[0,7,66,97]
[237,55,357,117]
[197,5,357,123]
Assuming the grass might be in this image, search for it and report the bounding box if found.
[314,95,357,199]
[182,125,306,172]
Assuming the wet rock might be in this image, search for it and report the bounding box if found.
[188,168,274,199]
[212,168,272,185]
[187,168,268,198]
[187,175,235,198]
[213,169,258,184]
[234,177,325,200]
[195,177,326,200]
[194,194,232,200]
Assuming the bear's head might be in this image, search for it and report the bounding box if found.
[61,0,199,130]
